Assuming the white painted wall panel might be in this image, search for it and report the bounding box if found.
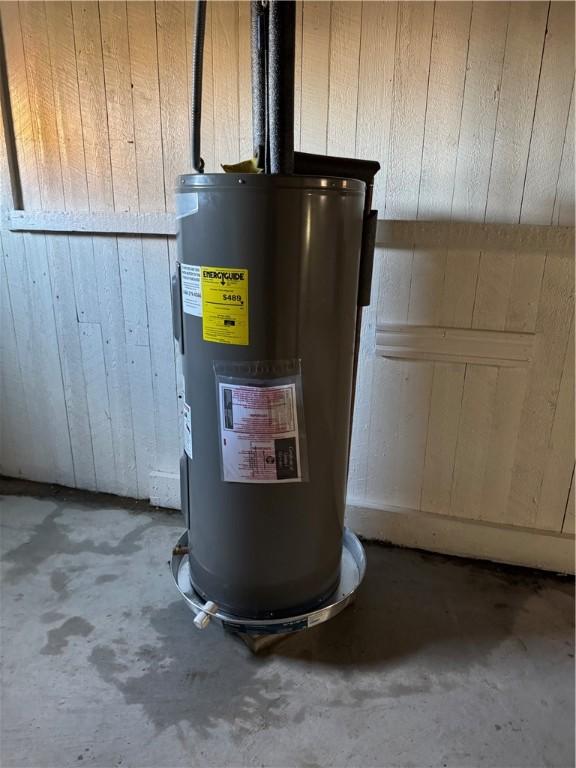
[0,3,573,567]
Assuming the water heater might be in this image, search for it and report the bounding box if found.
[170,0,378,640]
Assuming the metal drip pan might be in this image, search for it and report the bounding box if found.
[170,528,366,635]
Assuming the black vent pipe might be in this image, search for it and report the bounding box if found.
[251,1,267,165]
[191,0,207,173]
[268,0,295,174]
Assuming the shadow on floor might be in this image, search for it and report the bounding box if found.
[255,543,574,667]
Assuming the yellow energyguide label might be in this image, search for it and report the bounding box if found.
[201,266,249,345]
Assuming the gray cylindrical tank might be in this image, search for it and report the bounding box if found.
[175,174,365,618]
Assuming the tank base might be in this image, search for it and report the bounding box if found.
[223,626,292,654]
[170,528,366,636]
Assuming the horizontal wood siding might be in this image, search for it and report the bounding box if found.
[0,2,573,552]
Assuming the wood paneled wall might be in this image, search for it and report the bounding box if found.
[3,2,572,219]
[1,2,574,563]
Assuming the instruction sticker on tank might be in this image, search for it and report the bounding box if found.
[180,264,202,317]
[201,267,249,345]
[218,382,301,483]
[183,402,193,459]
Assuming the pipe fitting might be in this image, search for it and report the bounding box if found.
[193,601,218,630]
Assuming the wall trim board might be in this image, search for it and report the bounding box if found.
[375,220,575,253]
[145,473,575,573]
[6,210,178,236]
[346,502,575,575]
[149,470,180,509]
[376,324,535,367]
[5,211,575,253]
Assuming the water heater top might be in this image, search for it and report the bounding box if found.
[176,173,365,194]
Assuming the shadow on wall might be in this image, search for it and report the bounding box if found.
[348,227,574,532]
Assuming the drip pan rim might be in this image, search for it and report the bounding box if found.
[170,528,366,634]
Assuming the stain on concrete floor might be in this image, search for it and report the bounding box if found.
[0,486,574,768]
[41,616,95,656]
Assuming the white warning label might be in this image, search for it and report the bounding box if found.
[180,264,202,316]
[218,382,301,483]
[183,402,193,458]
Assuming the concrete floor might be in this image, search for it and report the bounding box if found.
[1,488,574,768]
